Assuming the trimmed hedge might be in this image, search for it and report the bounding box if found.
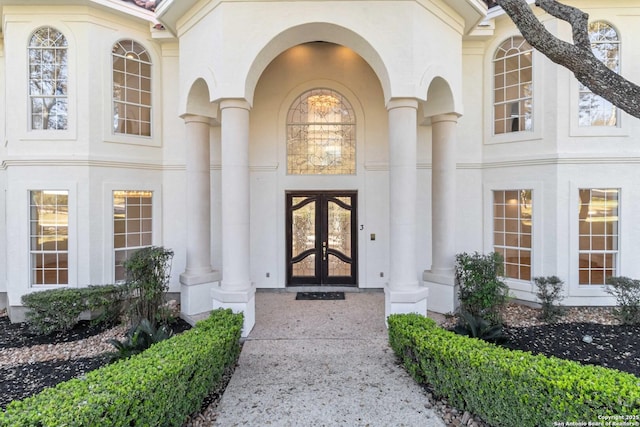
[388,313,640,427]
[21,284,127,334]
[0,309,243,427]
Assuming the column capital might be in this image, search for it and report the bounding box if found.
[386,97,419,111]
[219,98,251,111]
[180,114,213,125]
[430,113,461,124]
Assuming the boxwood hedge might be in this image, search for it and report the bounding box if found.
[0,309,243,427]
[388,313,640,427]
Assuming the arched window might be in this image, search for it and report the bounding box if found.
[287,88,356,175]
[28,27,68,130]
[112,40,152,136]
[493,36,533,135]
[579,22,619,127]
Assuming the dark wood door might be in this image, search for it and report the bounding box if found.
[286,191,357,286]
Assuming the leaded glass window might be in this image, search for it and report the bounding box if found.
[287,89,356,175]
[113,40,152,136]
[493,36,533,135]
[579,22,619,127]
[28,27,68,130]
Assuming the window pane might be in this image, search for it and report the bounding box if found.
[113,40,152,137]
[578,188,619,285]
[493,189,533,280]
[579,22,619,127]
[29,190,69,285]
[493,36,533,135]
[29,27,68,130]
[113,190,153,281]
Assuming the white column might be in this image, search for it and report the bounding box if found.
[423,113,459,313]
[385,98,429,319]
[180,115,219,316]
[211,99,255,337]
[431,114,457,273]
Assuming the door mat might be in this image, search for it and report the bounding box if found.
[296,292,345,301]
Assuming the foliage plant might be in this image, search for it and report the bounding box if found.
[451,309,506,344]
[534,275,566,323]
[606,276,640,325]
[455,252,509,325]
[21,285,126,335]
[122,246,174,328]
[0,309,243,427]
[388,313,640,427]
[108,318,173,361]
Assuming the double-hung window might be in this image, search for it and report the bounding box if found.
[113,190,153,281]
[30,190,69,285]
[493,190,532,281]
[578,189,619,285]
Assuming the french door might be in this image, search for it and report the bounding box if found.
[286,191,357,286]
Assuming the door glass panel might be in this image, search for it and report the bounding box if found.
[293,254,316,276]
[328,254,351,276]
[292,198,316,258]
[327,199,351,257]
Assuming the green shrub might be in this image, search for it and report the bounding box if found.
[606,276,640,325]
[122,246,174,328]
[450,309,506,344]
[455,252,509,325]
[0,309,243,427]
[388,313,640,427]
[21,284,126,335]
[534,275,566,323]
[108,318,173,361]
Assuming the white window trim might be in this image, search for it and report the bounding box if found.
[483,180,543,295]
[103,181,162,284]
[102,37,161,147]
[18,23,77,141]
[484,35,544,145]
[20,182,78,289]
[567,182,620,297]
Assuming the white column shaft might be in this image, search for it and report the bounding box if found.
[431,114,458,273]
[220,100,251,291]
[184,115,213,276]
[388,99,419,290]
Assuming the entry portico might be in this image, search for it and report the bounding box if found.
[167,1,480,335]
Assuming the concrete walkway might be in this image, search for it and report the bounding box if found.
[212,290,446,427]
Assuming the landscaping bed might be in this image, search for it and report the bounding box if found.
[394,304,640,427]
[0,309,242,427]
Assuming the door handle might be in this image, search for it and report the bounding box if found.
[322,241,327,260]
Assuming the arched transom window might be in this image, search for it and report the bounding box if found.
[287,88,356,175]
[112,40,152,137]
[493,36,533,135]
[29,27,68,130]
[579,21,620,127]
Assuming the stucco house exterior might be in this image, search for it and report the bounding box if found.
[0,0,637,336]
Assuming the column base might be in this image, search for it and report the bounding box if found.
[423,270,457,314]
[384,286,429,321]
[211,285,256,338]
[180,271,222,316]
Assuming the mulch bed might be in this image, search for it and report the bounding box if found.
[0,317,191,410]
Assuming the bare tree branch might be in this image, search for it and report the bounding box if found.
[494,0,640,119]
